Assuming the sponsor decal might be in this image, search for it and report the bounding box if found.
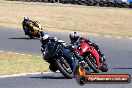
[75,66,131,85]
[76,74,131,85]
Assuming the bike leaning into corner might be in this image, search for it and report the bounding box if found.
[22,17,43,39]
[68,32,108,73]
[40,32,78,79]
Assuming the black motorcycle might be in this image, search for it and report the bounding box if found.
[41,38,77,79]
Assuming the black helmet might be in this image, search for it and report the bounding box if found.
[69,32,79,43]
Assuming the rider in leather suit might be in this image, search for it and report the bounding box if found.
[22,17,42,35]
[68,32,106,63]
[40,31,78,74]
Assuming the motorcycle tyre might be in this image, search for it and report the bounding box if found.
[28,34,34,39]
[100,64,108,72]
[56,59,74,79]
[84,55,100,73]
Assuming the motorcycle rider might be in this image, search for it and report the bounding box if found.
[68,32,105,63]
[40,31,79,75]
[22,17,42,35]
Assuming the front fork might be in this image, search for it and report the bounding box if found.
[99,54,106,64]
[73,52,89,73]
[93,44,106,64]
[60,53,78,76]
[99,55,107,70]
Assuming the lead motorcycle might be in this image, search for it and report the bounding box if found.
[70,38,108,73]
[22,20,43,39]
[40,34,78,79]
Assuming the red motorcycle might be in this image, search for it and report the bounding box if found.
[72,38,108,73]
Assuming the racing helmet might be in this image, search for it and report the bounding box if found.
[41,33,50,45]
[24,16,29,21]
[69,32,79,43]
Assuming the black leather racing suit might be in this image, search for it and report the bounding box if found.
[40,37,78,74]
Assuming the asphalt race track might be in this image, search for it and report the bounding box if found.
[0,26,132,88]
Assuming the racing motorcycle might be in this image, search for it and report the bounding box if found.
[70,38,108,73]
[22,21,42,38]
[41,38,78,79]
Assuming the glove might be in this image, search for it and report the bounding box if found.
[41,46,45,52]
[62,42,67,48]
[66,44,74,49]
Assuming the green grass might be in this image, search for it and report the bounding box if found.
[0,52,49,76]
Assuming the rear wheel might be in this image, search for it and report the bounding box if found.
[84,54,100,73]
[76,76,87,85]
[28,31,34,39]
[28,34,34,39]
[56,57,73,79]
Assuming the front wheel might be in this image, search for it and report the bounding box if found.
[84,55,100,73]
[56,57,73,79]
[100,63,108,72]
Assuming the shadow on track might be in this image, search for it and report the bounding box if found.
[9,37,40,40]
[112,68,132,70]
[29,76,66,79]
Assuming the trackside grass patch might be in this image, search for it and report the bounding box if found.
[0,1,132,38]
[0,52,49,76]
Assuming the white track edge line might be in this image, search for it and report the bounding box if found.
[0,50,38,57]
[0,72,53,78]
[99,35,132,40]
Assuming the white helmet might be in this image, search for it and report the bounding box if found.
[42,33,49,40]
[41,33,50,45]
[70,32,78,37]
[24,16,29,21]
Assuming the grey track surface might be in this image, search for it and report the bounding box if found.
[0,26,132,88]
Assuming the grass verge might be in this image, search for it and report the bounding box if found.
[0,52,49,76]
[0,1,132,38]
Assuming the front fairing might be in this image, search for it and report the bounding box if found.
[87,48,100,69]
[43,51,53,60]
[60,47,72,58]
[80,40,90,54]
[43,42,58,59]
[80,40,101,69]
[73,39,89,56]
[31,27,41,37]
[60,47,78,71]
